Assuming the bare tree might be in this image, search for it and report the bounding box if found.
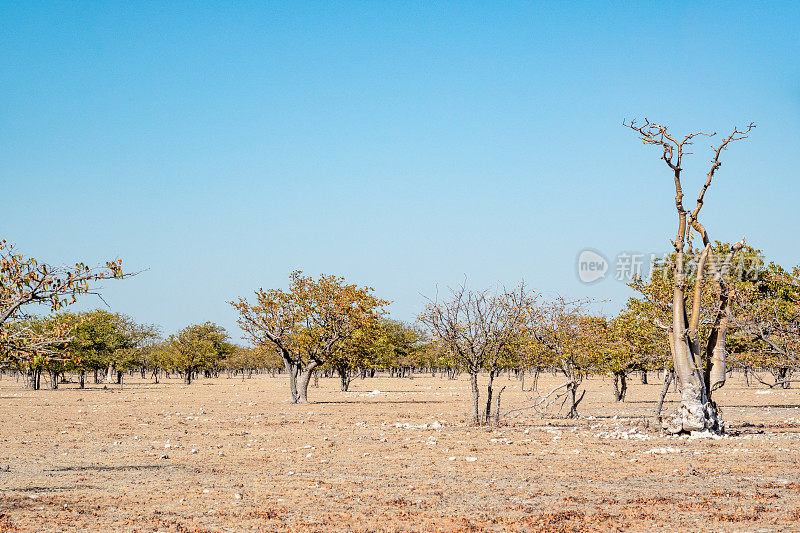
[419,282,531,425]
[523,296,597,418]
[624,119,755,433]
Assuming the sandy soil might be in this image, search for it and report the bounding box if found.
[0,371,799,532]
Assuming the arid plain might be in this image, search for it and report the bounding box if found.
[1,373,799,532]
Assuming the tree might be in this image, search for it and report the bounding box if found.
[419,282,531,425]
[370,319,427,379]
[68,310,155,386]
[225,345,283,379]
[231,271,387,403]
[0,238,126,362]
[523,296,598,418]
[603,307,668,402]
[624,119,755,433]
[167,322,232,384]
[731,262,799,387]
[6,315,76,389]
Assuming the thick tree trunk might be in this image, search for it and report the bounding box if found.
[297,360,319,403]
[184,367,192,385]
[79,371,85,389]
[613,372,627,402]
[283,359,300,403]
[662,249,723,434]
[640,370,648,384]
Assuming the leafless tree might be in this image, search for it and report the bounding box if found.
[419,282,532,425]
[625,119,755,433]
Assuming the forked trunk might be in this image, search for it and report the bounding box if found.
[297,360,319,403]
[566,381,584,419]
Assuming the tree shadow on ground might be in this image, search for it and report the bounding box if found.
[2,484,97,493]
[312,400,446,405]
[44,464,166,473]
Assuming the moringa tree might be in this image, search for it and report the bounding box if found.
[624,119,755,433]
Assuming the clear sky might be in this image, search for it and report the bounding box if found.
[2,2,798,340]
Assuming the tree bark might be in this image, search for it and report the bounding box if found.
[613,372,627,402]
[653,369,674,426]
[281,355,300,403]
[566,381,584,418]
[338,366,351,392]
[297,360,319,403]
[493,386,506,426]
[484,369,496,424]
[469,371,480,425]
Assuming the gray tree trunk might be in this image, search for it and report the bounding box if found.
[469,371,480,425]
[282,358,300,403]
[653,369,674,427]
[297,361,319,403]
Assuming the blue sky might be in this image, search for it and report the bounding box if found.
[2,2,798,340]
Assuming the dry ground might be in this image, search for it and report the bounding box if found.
[1,371,799,532]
